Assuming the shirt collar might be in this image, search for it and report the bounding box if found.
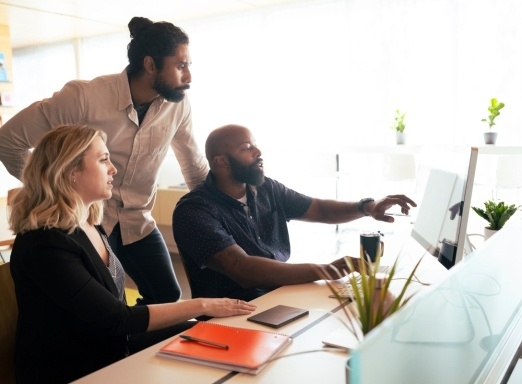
[205,172,257,208]
[117,68,134,111]
[118,68,169,112]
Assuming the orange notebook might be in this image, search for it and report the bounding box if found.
[157,321,292,375]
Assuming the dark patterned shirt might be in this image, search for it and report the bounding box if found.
[173,172,312,301]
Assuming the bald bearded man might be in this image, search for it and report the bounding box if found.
[173,124,417,301]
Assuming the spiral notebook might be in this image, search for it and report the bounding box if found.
[157,322,292,375]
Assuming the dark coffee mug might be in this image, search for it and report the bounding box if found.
[438,238,457,270]
[360,232,384,262]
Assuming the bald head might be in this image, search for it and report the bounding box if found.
[205,124,265,188]
[205,124,252,170]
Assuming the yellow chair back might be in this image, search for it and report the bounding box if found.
[0,262,17,384]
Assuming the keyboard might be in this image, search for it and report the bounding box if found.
[329,275,363,299]
[329,265,391,299]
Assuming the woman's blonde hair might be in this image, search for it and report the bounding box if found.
[9,125,108,234]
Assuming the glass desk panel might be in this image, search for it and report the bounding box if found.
[350,220,522,384]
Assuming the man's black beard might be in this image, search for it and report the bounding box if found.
[153,75,189,103]
[228,156,265,186]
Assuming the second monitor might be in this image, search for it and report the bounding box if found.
[411,147,478,269]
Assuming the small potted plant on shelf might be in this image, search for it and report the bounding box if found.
[320,250,423,383]
[481,98,505,145]
[391,109,407,144]
[471,199,519,240]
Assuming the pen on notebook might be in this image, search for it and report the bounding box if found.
[179,335,229,350]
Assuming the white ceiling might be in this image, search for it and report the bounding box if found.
[0,0,306,49]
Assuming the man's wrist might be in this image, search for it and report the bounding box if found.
[357,198,375,216]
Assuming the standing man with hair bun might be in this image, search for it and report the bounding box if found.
[0,16,208,305]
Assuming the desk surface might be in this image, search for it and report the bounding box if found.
[74,233,448,384]
[74,283,349,384]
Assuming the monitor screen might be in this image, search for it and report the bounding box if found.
[411,148,478,268]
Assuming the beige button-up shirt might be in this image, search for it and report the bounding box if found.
[0,69,209,244]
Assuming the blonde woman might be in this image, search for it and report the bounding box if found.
[9,125,255,384]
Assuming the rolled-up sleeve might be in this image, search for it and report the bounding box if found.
[170,98,209,190]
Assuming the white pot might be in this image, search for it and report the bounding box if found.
[396,132,406,145]
[484,227,498,240]
[483,132,497,145]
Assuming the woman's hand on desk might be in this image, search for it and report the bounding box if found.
[200,298,257,317]
[147,298,257,331]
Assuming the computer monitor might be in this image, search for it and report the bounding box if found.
[411,147,478,268]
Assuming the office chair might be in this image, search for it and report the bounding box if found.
[177,252,195,299]
[0,262,18,384]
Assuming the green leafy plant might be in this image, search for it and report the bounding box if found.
[471,199,519,230]
[321,250,423,339]
[481,98,505,130]
[391,109,406,133]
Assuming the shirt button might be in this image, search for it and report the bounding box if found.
[258,236,261,240]
[249,216,252,219]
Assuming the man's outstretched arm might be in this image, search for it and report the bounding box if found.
[299,194,417,224]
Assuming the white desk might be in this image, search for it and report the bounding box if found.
[74,235,448,384]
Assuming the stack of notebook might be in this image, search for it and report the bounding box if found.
[157,321,292,375]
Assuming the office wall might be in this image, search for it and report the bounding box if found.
[5,0,522,195]
[0,23,20,197]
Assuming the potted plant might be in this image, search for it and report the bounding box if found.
[471,199,519,239]
[320,251,423,383]
[391,109,407,144]
[481,98,505,145]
